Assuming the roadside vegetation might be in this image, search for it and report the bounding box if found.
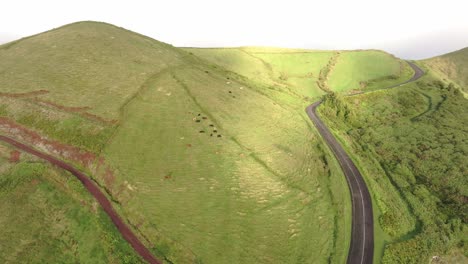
[318,71,467,263]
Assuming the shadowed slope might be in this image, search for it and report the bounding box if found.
[423,47,468,92]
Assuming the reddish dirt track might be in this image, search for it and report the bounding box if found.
[0,135,161,264]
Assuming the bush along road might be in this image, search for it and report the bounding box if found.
[306,62,424,264]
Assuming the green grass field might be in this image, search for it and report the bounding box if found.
[185,47,412,99]
[185,47,334,99]
[0,144,144,263]
[100,56,351,263]
[326,50,413,92]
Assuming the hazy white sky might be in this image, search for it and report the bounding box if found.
[1,0,467,59]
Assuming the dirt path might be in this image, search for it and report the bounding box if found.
[0,135,162,264]
[306,61,424,264]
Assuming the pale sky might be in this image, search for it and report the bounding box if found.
[1,0,467,59]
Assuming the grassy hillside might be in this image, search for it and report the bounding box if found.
[185,47,413,98]
[0,22,351,263]
[318,70,467,263]
[0,144,144,263]
[185,47,334,100]
[0,21,185,119]
[327,50,413,92]
[423,47,468,93]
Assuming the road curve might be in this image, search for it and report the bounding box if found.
[0,135,161,264]
[306,61,424,264]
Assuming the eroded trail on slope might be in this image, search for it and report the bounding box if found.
[0,135,161,264]
[306,62,424,264]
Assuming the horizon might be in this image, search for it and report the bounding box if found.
[1,21,466,60]
[1,0,468,60]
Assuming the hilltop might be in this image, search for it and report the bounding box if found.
[0,21,187,120]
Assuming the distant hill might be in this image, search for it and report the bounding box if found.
[185,47,413,97]
[423,47,468,92]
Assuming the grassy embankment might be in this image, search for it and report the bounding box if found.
[0,22,351,263]
[318,64,467,263]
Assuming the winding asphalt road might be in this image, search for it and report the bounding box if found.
[0,135,161,264]
[306,61,424,264]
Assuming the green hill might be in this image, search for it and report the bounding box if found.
[326,50,413,91]
[0,21,351,263]
[184,47,413,97]
[0,21,187,120]
[423,47,468,93]
[184,47,334,99]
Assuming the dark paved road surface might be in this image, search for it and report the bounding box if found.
[306,62,424,264]
[0,135,161,264]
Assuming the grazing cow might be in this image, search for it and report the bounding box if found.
[210,134,213,137]
[229,91,232,93]
[196,120,201,122]
[199,130,205,133]
[217,135,222,138]
[209,124,214,127]
[202,117,208,120]
[213,130,218,133]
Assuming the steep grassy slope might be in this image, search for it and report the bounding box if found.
[318,70,467,263]
[423,47,468,93]
[0,22,351,263]
[0,144,144,263]
[103,64,351,264]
